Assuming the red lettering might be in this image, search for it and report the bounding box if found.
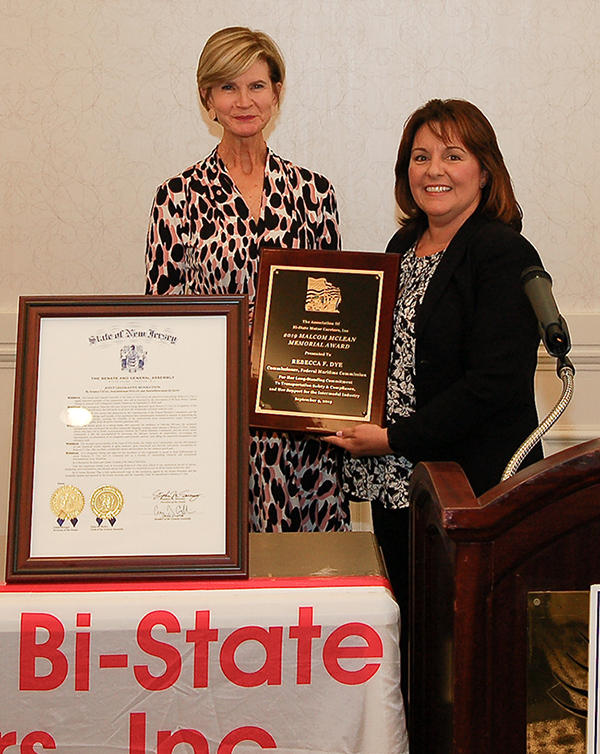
[217,727,277,754]
[19,613,68,691]
[75,613,91,692]
[185,610,219,688]
[129,713,277,754]
[20,731,56,752]
[157,729,208,754]
[0,732,17,752]
[129,712,146,754]
[220,627,283,687]
[322,622,383,685]
[289,607,322,685]
[134,611,182,691]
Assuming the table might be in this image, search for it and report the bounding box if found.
[0,532,408,753]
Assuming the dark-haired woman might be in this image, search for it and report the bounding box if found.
[326,98,543,662]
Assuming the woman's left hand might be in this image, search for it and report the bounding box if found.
[324,424,393,457]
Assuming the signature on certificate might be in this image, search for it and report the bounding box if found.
[152,490,200,519]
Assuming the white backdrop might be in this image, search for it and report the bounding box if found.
[2,0,600,311]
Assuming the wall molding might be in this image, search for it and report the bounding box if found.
[0,312,16,369]
[0,312,599,445]
[538,351,600,370]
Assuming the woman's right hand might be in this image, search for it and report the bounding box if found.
[324,424,393,458]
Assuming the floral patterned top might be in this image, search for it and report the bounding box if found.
[342,245,445,509]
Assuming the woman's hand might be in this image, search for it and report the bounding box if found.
[324,424,393,457]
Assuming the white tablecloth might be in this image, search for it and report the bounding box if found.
[0,576,408,753]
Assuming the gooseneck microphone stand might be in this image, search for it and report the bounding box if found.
[501,267,574,482]
[501,355,575,481]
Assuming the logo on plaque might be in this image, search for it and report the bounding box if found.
[305,277,342,313]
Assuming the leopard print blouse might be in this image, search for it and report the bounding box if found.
[145,147,349,532]
[146,147,339,306]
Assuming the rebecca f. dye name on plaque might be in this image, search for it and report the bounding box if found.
[250,249,399,434]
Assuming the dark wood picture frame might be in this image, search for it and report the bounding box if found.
[6,295,249,583]
[250,249,399,434]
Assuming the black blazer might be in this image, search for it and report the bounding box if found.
[385,212,543,497]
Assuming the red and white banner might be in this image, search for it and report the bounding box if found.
[0,579,408,753]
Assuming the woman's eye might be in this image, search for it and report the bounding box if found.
[413,154,427,163]
[220,84,234,91]
[251,82,266,90]
[447,153,462,161]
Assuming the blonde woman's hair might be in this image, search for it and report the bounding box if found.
[197,27,285,110]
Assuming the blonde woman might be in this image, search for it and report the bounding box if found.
[146,27,347,532]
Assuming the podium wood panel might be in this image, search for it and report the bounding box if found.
[409,439,600,754]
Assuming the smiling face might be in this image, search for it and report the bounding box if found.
[205,59,281,140]
[408,123,487,231]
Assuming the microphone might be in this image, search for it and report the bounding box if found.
[521,266,571,358]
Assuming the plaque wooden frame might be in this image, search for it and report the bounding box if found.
[6,295,249,582]
[250,249,399,434]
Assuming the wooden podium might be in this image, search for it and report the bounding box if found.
[409,438,600,754]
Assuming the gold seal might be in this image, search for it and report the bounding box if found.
[50,485,85,525]
[90,485,124,523]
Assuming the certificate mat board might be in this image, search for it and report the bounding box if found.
[6,295,248,582]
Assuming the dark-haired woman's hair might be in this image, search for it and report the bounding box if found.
[395,99,522,233]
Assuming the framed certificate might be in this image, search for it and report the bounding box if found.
[250,249,399,434]
[6,295,249,582]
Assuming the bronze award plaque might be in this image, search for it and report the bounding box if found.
[250,249,399,434]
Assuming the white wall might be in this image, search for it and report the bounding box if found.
[3,1,600,307]
[1,0,600,539]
